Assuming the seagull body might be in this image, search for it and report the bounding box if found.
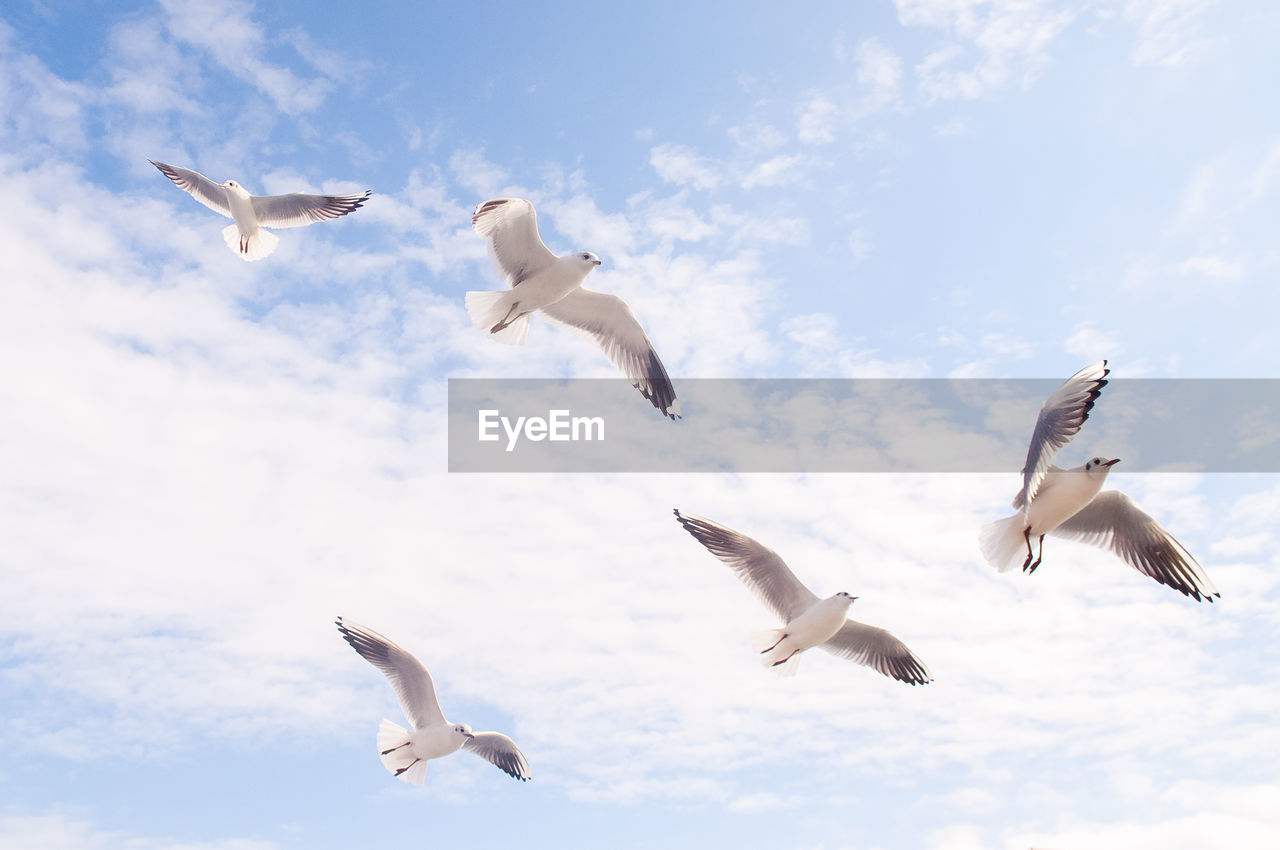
[979,361,1220,601]
[674,509,932,683]
[335,617,531,785]
[466,197,682,419]
[1020,461,1114,540]
[756,592,858,668]
[149,159,371,261]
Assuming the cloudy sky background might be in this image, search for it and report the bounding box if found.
[2,1,1279,848]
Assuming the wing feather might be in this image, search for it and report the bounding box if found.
[539,288,681,419]
[1015,360,1110,508]
[335,618,448,729]
[149,159,232,218]
[674,510,818,622]
[463,732,532,781]
[471,198,557,286]
[251,190,372,229]
[820,620,933,685]
[1051,491,1219,601]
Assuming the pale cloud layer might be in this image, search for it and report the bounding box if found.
[157,0,333,114]
[1,3,1278,849]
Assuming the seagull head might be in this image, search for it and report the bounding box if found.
[577,251,602,267]
[1085,456,1120,476]
[833,591,858,604]
[220,179,250,198]
[453,723,475,739]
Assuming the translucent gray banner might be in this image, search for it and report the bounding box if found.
[447,378,1280,473]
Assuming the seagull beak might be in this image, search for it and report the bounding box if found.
[1104,458,1121,467]
[592,259,602,265]
[465,731,475,738]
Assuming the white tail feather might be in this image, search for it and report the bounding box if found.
[750,628,784,654]
[221,224,279,261]
[980,514,1029,573]
[465,290,529,345]
[749,629,800,676]
[376,719,425,785]
[400,759,427,786]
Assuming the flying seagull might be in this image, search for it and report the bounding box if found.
[335,617,531,785]
[674,509,932,683]
[149,159,371,261]
[978,360,1219,601]
[466,197,682,420]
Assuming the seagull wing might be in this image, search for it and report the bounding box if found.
[149,159,232,218]
[674,510,819,622]
[336,618,447,729]
[539,288,681,419]
[463,732,532,781]
[472,197,557,287]
[1015,360,1110,508]
[1050,490,1220,601]
[821,620,933,685]
[251,190,372,229]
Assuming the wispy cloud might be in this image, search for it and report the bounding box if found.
[649,143,724,190]
[157,0,332,114]
[797,93,838,145]
[0,813,279,850]
[1124,0,1219,66]
[896,0,1077,101]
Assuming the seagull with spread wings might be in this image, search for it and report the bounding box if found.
[674,510,933,683]
[335,617,531,785]
[466,197,681,420]
[150,159,371,261]
[979,360,1219,601]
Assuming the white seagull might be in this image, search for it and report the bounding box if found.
[674,510,933,683]
[979,360,1219,601]
[465,197,682,419]
[150,159,371,261]
[335,617,532,785]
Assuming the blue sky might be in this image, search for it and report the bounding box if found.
[2,1,1279,849]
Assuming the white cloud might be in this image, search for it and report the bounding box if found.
[740,153,808,189]
[897,0,1077,101]
[797,93,839,144]
[1002,788,1280,849]
[934,116,970,136]
[448,148,511,198]
[728,122,788,153]
[783,313,931,377]
[849,226,872,262]
[547,193,638,254]
[1178,254,1243,279]
[0,813,279,850]
[649,143,724,190]
[102,18,200,115]
[628,190,717,243]
[0,21,90,153]
[855,37,904,108]
[0,16,1277,843]
[157,0,332,114]
[1124,0,1218,66]
[726,791,804,812]
[1064,321,1124,360]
